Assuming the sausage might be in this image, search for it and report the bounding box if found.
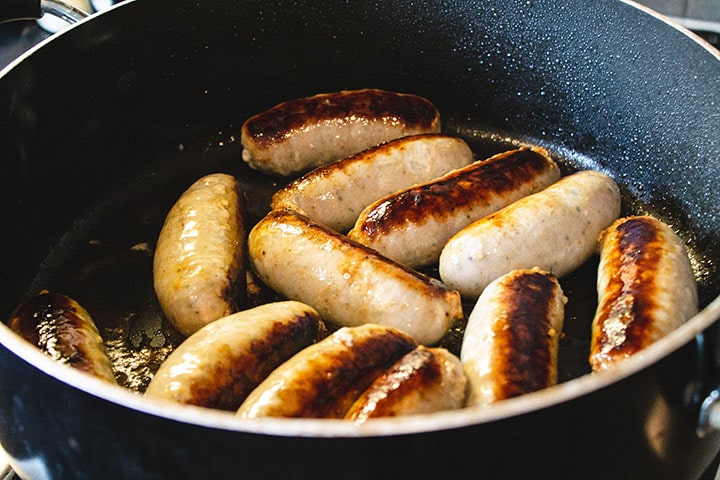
[460,268,566,407]
[345,346,467,423]
[247,208,464,345]
[9,291,117,383]
[347,146,561,268]
[153,173,246,336]
[271,133,474,233]
[240,89,441,176]
[237,324,417,419]
[439,170,621,298]
[144,301,324,410]
[589,215,698,371]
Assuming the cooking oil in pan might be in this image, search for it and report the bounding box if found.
[12,131,697,393]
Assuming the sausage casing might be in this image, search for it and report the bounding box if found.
[348,146,561,268]
[153,173,246,336]
[460,268,566,407]
[237,324,417,419]
[144,301,324,410]
[271,133,474,233]
[248,209,464,345]
[9,291,117,383]
[345,346,467,423]
[589,215,698,371]
[439,170,621,298]
[241,89,441,176]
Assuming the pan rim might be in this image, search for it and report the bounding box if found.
[0,292,719,438]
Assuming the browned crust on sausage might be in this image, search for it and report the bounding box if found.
[345,346,464,420]
[589,215,697,370]
[352,147,557,238]
[595,217,661,353]
[242,89,440,149]
[9,291,116,382]
[287,328,416,418]
[488,270,561,399]
[238,324,417,418]
[179,310,323,411]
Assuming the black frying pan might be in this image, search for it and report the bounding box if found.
[0,0,719,478]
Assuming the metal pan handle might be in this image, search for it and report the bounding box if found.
[697,387,720,437]
[696,319,720,438]
[39,0,89,24]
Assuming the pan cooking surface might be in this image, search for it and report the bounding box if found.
[11,125,704,395]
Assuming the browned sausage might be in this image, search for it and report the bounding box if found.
[153,173,246,336]
[440,170,621,298]
[271,133,474,232]
[9,291,117,383]
[145,301,324,410]
[247,208,464,345]
[460,268,566,407]
[589,215,698,371]
[241,89,441,176]
[237,324,417,418]
[345,346,467,423]
[348,146,561,268]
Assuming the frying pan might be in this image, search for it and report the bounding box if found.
[0,0,719,478]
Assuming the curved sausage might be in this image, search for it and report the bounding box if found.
[237,324,417,419]
[144,301,324,410]
[241,89,441,176]
[9,291,117,383]
[271,133,474,233]
[345,346,467,423]
[348,146,561,268]
[439,170,621,298]
[460,268,566,407]
[153,173,246,336]
[589,215,698,371]
[247,208,464,345]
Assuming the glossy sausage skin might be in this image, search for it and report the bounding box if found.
[348,146,561,268]
[271,134,474,233]
[589,215,698,371]
[439,170,621,298]
[153,173,246,337]
[248,209,464,345]
[460,268,566,407]
[145,301,324,410]
[9,291,117,383]
[345,346,467,423]
[237,324,417,419]
[241,89,441,176]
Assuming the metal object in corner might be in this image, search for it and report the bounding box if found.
[37,0,89,33]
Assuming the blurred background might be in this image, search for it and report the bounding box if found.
[639,0,720,24]
[638,0,720,45]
